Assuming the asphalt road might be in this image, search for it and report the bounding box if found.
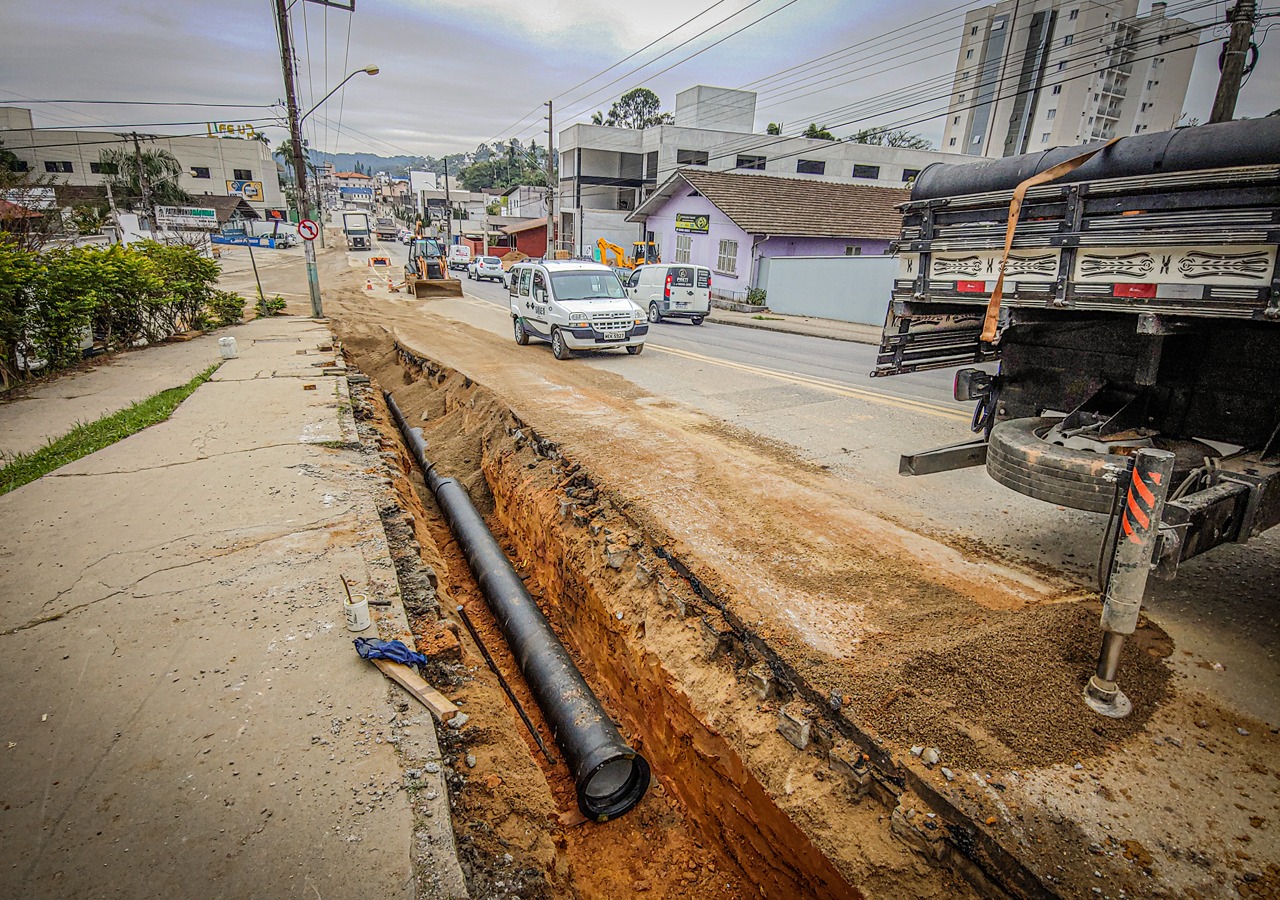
[234,232,1278,726]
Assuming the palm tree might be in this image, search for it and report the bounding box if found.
[97,146,191,209]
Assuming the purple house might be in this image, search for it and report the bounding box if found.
[627,168,909,296]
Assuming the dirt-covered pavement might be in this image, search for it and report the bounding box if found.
[227,235,1278,899]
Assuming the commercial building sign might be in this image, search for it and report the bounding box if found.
[674,213,710,234]
[227,180,264,202]
[207,122,261,139]
[155,205,219,229]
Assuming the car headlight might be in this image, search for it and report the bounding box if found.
[633,311,646,324]
[568,314,588,325]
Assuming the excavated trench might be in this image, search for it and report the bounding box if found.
[345,334,1012,899]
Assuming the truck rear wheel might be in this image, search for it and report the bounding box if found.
[514,318,529,346]
[648,303,662,323]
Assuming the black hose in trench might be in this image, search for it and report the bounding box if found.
[385,391,651,822]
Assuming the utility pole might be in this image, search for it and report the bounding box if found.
[442,158,453,246]
[130,132,154,231]
[1209,0,1257,124]
[545,100,555,259]
[274,0,323,318]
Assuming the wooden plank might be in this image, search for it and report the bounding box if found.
[372,658,459,721]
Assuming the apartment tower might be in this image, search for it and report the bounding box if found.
[941,0,1200,157]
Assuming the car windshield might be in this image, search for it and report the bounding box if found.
[550,271,627,301]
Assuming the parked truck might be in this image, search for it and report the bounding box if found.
[875,117,1280,581]
[343,212,371,251]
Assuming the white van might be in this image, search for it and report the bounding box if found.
[447,244,472,270]
[509,260,647,360]
[624,264,712,325]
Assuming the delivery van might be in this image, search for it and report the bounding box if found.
[624,264,712,325]
[509,260,648,360]
[447,244,472,270]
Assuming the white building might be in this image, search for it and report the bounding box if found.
[0,107,285,215]
[556,85,985,256]
[941,0,1199,158]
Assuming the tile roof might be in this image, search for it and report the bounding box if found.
[635,168,911,240]
[331,171,371,179]
[501,216,546,235]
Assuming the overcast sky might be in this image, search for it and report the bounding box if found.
[3,0,1277,159]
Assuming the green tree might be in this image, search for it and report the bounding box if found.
[766,123,782,135]
[97,146,191,211]
[590,88,675,129]
[847,128,933,149]
[803,123,836,141]
[134,241,220,334]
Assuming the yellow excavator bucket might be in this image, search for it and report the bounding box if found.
[408,274,464,299]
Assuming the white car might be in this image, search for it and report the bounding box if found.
[447,244,472,270]
[467,255,504,282]
[508,260,647,359]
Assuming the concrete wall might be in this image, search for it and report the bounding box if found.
[760,256,898,324]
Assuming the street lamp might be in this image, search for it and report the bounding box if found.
[286,64,378,318]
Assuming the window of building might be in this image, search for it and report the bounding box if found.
[949,137,957,146]
[1041,133,1051,143]
[1146,80,1154,89]
[965,49,974,59]
[971,135,982,144]
[1140,102,1151,112]
[953,115,961,125]
[1046,108,1057,119]
[970,25,978,35]
[902,168,921,182]
[852,164,880,179]
[845,245,862,256]
[1052,84,1062,95]
[961,71,971,80]
[1069,8,1078,19]
[676,149,708,166]
[89,161,117,175]
[1057,61,1066,71]
[45,161,73,173]
[716,239,738,275]
[796,159,825,175]
[9,159,28,172]
[191,166,211,179]
[233,168,252,180]
[1063,34,1073,46]
[675,234,692,263]
[734,154,766,170]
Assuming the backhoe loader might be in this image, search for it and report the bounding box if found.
[404,236,463,298]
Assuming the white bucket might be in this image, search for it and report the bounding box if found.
[218,336,239,359]
[344,593,371,632]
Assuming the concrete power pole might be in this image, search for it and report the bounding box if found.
[545,100,555,259]
[130,133,154,231]
[1209,0,1257,124]
[274,0,323,318]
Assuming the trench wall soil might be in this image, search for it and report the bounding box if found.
[380,349,992,900]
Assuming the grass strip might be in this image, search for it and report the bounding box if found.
[0,361,221,496]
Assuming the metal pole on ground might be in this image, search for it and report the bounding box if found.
[1083,447,1175,718]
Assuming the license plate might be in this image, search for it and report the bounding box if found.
[602,331,625,341]
[675,301,689,308]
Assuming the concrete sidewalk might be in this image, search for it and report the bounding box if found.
[706,306,883,345]
[0,318,466,899]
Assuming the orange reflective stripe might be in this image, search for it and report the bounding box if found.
[1126,490,1151,530]
[1132,471,1156,506]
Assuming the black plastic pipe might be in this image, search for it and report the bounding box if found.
[385,391,650,821]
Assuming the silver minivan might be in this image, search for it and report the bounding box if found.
[624,264,712,325]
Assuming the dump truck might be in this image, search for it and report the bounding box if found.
[874,117,1280,714]
[405,236,463,298]
[374,216,397,241]
[343,212,371,251]
[876,115,1279,563]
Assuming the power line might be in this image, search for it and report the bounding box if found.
[5,99,279,108]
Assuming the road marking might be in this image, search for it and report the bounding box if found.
[649,344,970,422]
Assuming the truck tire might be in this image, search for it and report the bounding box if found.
[691,316,704,326]
[551,328,572,360]
[513,317,529,346]
[648,303,662,323]
[626,343,643,355]
[986,417,1131,515]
